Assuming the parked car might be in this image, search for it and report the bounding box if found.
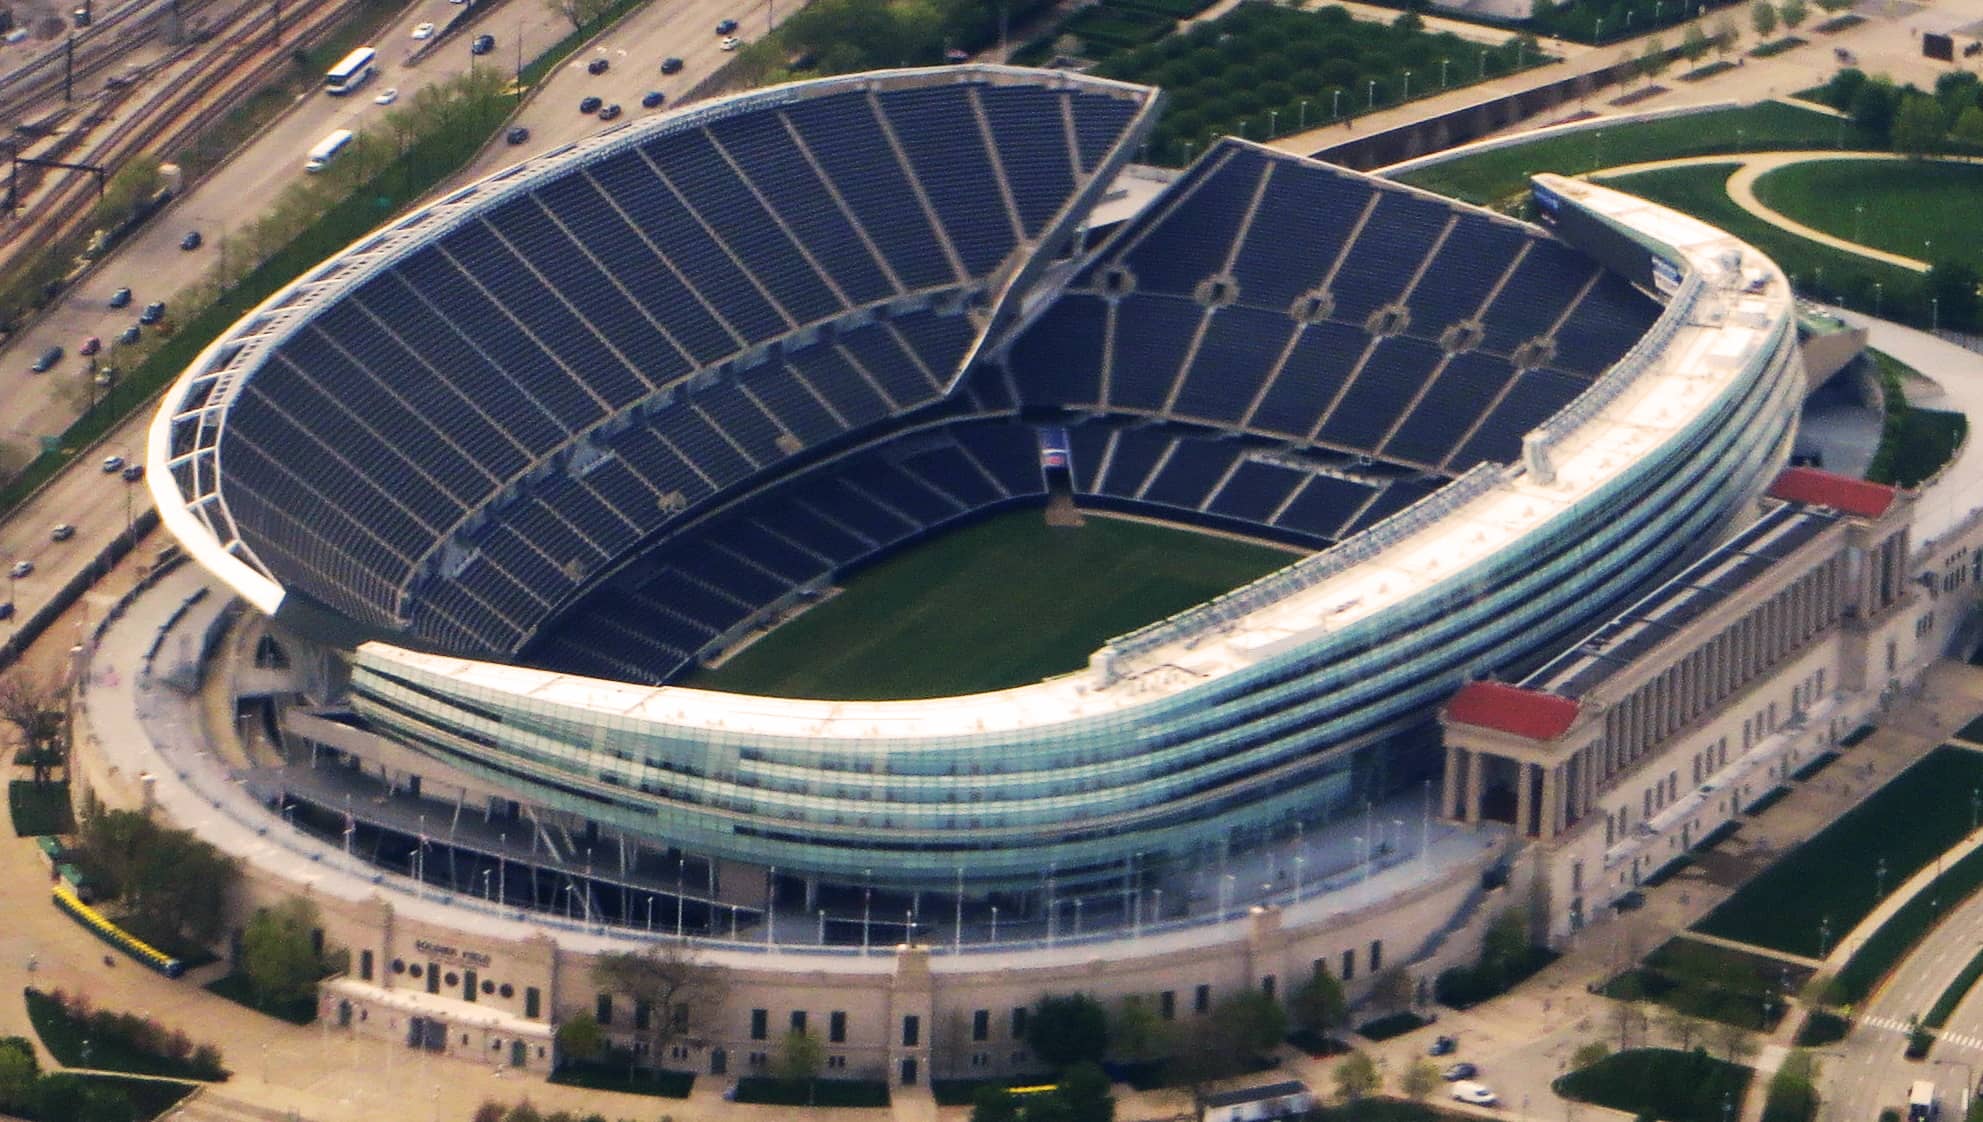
[180,230,202,251]
[80,335,100,356]
[1443,1063,1478,1082]
[30,345,62,372]
[641,90,664,108]
[579,95,603,114]
[374,86,398,105]
[411,20,435,38]
[51,524,75,542]
[587,56,610,74]
[94,366,116,387]
[471,33,495,54]
[506,125,530,144]
[118,324,142,345]
[122,464,145,482]
[715,17,738,32]
[660,56,683,73]
[108,286,132,308]
[101,455,125,473]
[139,301,166,325]
[719,35,740,50]
[597,102,622,120]
[1429,1036,1458,1056]
[8,560,31,579]
[1451,1082,1499,1107]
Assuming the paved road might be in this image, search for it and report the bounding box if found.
[0,0,772,647]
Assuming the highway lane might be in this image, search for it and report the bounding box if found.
[1820,883,1983,1122]
[0,0,780,647]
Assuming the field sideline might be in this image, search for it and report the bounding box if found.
[687,507,1298,701]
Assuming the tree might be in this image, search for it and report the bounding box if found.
[1713,1020,1759,1065]
[1892,94,1947,157]
[1027,995,1109,1070]
[1850,78,1899,138]
[1609,998,1647,1049]
[1712,15,1739,55]
[1571,1041,1610,1070]
[970,1085,1021,1122]
[1211,990,1287,1059]
[1657,1006,1704,1051]
[0,1039,39,1115]
[553,1012,606,1068]
[1402,1057,1441,1101]
[1750,0,1777,37]
[1108,997,1169,1065]
[1371,967,1415,1016]
[241,898,324,1009]
[774,1029,825,1105]
[0,669,66,788]
[77,808,238,947]
[1927,261,1981,332]
[589,945,728,1068]
[1056,1061,1116,1122]
[1288,969,1348,1038]
[1640,37,1671,83]
[1681,23,1710,62]
[1334,1050,1380,1101]
[547,0,614,31]
[1813,0,1850,12]
[1777,0,1808,29]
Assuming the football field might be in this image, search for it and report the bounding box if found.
[688,507,1299,700]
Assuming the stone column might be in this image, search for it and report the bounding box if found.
[1515,759,1534,837]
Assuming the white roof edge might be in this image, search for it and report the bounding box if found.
[145,384,284,615]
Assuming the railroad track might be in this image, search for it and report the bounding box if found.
[0,0,356,273]
[0,0,236,126]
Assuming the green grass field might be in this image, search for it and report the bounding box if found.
[1752,160,1983,274]
[1392,102,1884,207]
[1594,163,1921,300]
[688,509,1298,700]
[1693,746,1983,959]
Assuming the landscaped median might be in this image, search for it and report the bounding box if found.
[49,884,185,979]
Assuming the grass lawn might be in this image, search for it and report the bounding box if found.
[1693,747,1983,958]
[1391,102,1885,207]
[1752,160,1983,274]
[1554,1048,1753,1122]
[1872,408,1966,490]
[1600,937,1806,1031]
[9,781,74,837]
[732,1077,889,1107]
[202,973,315,1026]
[1595,162,1929,320]
[24,989,227,1081]
[689,508,1295,700]
[933,1076,1057,1106]
[548,1060,694,1098]
[1834,840,1983,1002]
[63,1075,197,1122]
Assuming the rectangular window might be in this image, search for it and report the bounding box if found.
[1261,975,1276,999]
[525,987,541,1020]
[791,1010,807,1034]
[751,1009,768,1041]
[634,1002,651,1031]
[972,1010,989,1042]
[1343,948,1356,980]
[902,1015,920,1048]
[1159,991,1175,1020]
[1370,940,1383,972]
[830,1011,847,1044]
[596,994,613,1026]
[359,950,374,982]
[1194,985,1211,1014]
[1011,1008,1029,1040]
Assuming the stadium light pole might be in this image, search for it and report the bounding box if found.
[1332,88,1342,118]
[1403,69,1412,101]
[1441,57,1450,88]
[1366,79,1376,108]
[1299,98,1309,129]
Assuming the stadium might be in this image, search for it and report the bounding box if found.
[127,63,1877,1078]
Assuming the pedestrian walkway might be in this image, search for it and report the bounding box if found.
[1675,931,1825,971]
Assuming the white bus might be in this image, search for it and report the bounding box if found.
[305,129,355,173]
[324,47,376,94]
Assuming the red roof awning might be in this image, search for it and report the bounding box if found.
[1767,467,1898,519]
[1446,681,1581,741]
